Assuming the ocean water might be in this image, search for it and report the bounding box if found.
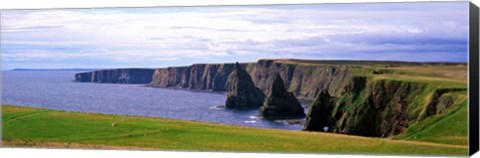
[1,71,305,130]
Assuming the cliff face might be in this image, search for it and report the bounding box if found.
[259,74,306,119]
[250,60,354,99]
[149,60,354,100]
[76,60,356,100]
[75,69,154,84]
[421,88,467,120]
[333,77,427,137]
[225,63,265,109]
[151,64,235,91]
[304,89,336,131]
[303,76,467,138]
[75,72,93,82]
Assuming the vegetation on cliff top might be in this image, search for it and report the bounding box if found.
[303,61,467,141]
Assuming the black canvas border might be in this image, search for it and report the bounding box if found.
[469,1,479,156]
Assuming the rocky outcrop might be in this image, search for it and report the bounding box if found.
[75,69,154,84]
[259,74,306,119]
[303,76,468,138]
[149,59,355,100]
[225,62,266,109]
[75,72,94,82]
[149,63,253,91]
[250,60,354,99]
[331,77,423,137]
[304,89,336,131]
[421,88,467,120]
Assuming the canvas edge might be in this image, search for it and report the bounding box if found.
[469,1,480,156]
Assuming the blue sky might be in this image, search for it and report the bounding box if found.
[0,2,469,69]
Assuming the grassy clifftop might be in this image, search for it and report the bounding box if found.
[303,61,467,143]
[361,63,467,143]
[1,105,468,156]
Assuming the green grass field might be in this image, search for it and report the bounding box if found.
[1,105,468,156]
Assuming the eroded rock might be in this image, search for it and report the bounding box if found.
[259,74,306,119]
[304,89,336,131]
[225,62,266,109]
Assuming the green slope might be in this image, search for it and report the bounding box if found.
[370,65,469,146]
[1,105,467,156]
[394,94,468,145]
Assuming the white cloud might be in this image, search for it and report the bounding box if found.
[0,2,470,69]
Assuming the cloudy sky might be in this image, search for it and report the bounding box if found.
[0,2,469,69]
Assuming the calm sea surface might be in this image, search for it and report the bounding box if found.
[2,71,305,130]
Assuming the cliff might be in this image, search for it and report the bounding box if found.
[304,75,467,138]
[75,68,155,84]
[149,63,249,91]
[259,74,306,119]
[148,59,362,100]
[304,89,336,131]
[76,59,465,102]
[225,62,266,109]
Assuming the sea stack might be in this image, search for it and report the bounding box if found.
[304,89,336,131]
[225,62,266,109]
[259,74,305,119]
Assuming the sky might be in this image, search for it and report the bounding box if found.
[0,2,470,69]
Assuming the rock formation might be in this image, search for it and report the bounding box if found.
[75,68,154,84]
[304,89,336,131]
[79,59,461,100]
[259,74,306,119]
[225,62,266,109]
[303,76,467,138]
[422,88,467,120]
[147,59,355,100]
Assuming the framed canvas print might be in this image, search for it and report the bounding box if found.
[1,1,479,157]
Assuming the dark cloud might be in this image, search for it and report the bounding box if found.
[2,25,64,32]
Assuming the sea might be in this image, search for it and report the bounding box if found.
[1,70,306,130]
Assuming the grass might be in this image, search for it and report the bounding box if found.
[365,64,468,142]
[1,105,468,156]
[381,65,467,80]
[368,64,469,146]
[394,92,468,145]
